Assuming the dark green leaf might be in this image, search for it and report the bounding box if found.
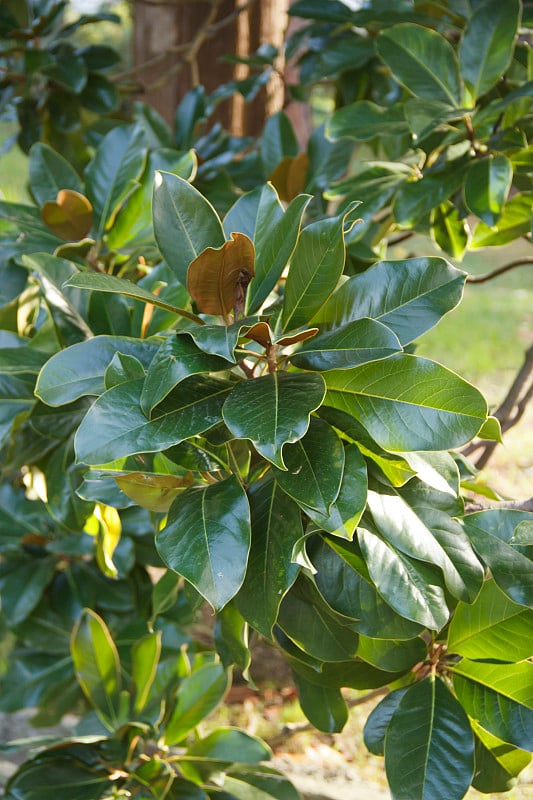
[363,688,408,756]
[290,318,402,371]
[153,171,225,285]
[260,111,298,176]
[156,476,250,610]
[314,257,465,346]
[459,0,520,100]
[75,375,232,465]
[393,165,464,227]
[29,143,84,206]
[328,101,409,141]
[272,418,344,514]
[377,23,463,107]
[324,354,487,452]
[132,631,161,712]
[385,679,474,800]
[223,372,326,469]
[293,672,348,733]
[187,728,270,763]
[472,724,532,794]
[35,336,158,406]
[431,201,470,259]
[0,557,56,627]
[223,764,300,800]
[4,752,110,800]
[471,194,533,248]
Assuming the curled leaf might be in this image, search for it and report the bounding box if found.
[42,189,93,241]
[187,232,255,318]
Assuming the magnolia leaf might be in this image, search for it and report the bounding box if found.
[464,155,513,227]
[385,678,474,800]
[156,476,250,611]
[42,190,93,241]
[328,101,409,141]
[71,609,121,723]
[293,673,348,733]
[164,662,230,745]
[510,520,533,545]
[222,372,326,469]
[187,232,255,317]
[269,153,309,202]
[132,631,161,713]
[29,142,84,206]
[291,318,402,371]
[115,471,193,512]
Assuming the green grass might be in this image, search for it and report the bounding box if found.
[0,123,30,202]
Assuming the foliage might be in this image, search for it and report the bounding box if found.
[0,2,532,800]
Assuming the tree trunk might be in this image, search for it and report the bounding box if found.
[132,0,288,136]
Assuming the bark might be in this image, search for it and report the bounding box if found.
[131,0,288,135]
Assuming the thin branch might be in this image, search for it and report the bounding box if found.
[465,496,533,513]
[463,343,533,470]
[467,257,533,284]
[389,232,415,247]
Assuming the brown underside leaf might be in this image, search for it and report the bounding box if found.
[42,189,94,241]
[187,232,255,318]
[269,153,310,203]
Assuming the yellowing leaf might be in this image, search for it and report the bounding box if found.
[42,189,93,241]
[115,472,193,512]
[269,153,310,202]
[187,232,255,318]
[95,502,121,577]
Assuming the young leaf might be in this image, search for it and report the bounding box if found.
[430,201,470,260]
[377,23,464,107]
[187,232,255,317]
[459,0,520,101]
[324,354,487,452]
[153,170,225,285]
[235,476,302,637]
[132,631,161,713]
[222,372,326,469]
[385,679,474,800]
[164,662,230,745]
[464,155,513,227]
[471,193,533,248]
[71,609,121,723]
[156,476,251,611]
[448,579,533,662]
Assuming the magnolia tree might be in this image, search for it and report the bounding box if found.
[0,2,533,800]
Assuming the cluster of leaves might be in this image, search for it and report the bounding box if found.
[286,0,533,264]
[0,0,121,159]
[0,2,532,800]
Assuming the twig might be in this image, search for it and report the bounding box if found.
[268,688,388,749]
[467,257,533,284]
[465,496,533,513]
[463,343,533,469]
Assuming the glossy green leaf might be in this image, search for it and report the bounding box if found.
[511,520,533,545]
[164,662,230,745]
[459,0,520,100]
[214,603,251,673]
[153,171,226,285]
[223,372,326,469]
[104,352,145,389]
[452,660,533,750]
[357,634,426,673]
[314,257,465,346]
[430,201,469,259]
[448,580,533,662]
[186,316,260,362]
[29,143,83,206]
[472,723,532,794]
[324,354,487,452]
[278,576,359,661]
[0,557,56,627]
[71,609,121,723]
[403,98,465,142]
[235,476,302,637]
[293,672,348,733]
[223,764,300,800]
[464,155,513,227]
[156,476,250,610]
[393,166,464,228]
[358,527,449,630]
[35,336,158,406]
[385,679,474,800]
[377,23,463,107]
[64,270,202,324]
[247,190,311,314]
[290,318,401,371]
[132,631,161,713]
[4,752,110,800]
[75,375,231,465]
[0,374,35,445]
[272,418,344,514]
[141,333,232,414]
[85,124,147,234]
[313,537,424,638]
[223,186,263,239]
[281,204,361,331]
[260,111,298,176]
[302,444,367,539]
[471,193,533,248]
[463,510,533,607]
[328,101,409,141]
[363,688,408,756]
[187,728,270,763]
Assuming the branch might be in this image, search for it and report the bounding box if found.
[115,0,258,90]
[466,257,533,284]
[465,497,533,513]
[462,343,533,469]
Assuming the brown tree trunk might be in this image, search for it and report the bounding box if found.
[132,0,288,136]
